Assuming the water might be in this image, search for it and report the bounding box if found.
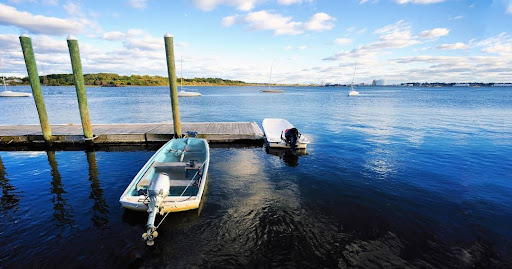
[1,86,512,268]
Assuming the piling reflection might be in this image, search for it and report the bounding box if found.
[47,151,74,227]
[0,155,21,214]
[86,150,109,230]
[265,147,308,167]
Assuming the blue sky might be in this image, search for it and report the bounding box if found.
[1,0,511,84]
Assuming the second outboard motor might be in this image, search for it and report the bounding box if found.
[284,128,299,150]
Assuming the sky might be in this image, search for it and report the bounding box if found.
[0,0,512,84]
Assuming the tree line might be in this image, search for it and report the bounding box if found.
[7,73,250,86]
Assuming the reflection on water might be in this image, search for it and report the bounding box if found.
[265,147,308,167]
[0,155,21,215]
[86,151,109,231]
[47,151,75,228]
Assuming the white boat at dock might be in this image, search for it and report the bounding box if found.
[262,118,310,149]
[120,137,209,245]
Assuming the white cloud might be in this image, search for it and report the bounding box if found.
[191,0,308,11]
[303,13,335,31]
[221,11,335,35]
[477,32,512,55]
[221,15,238,26]
[418,27,450,39]
[450,15,463,20]
[507,5,512,15]
[243,11,302,35]
[102,31,126,41]
[334,38,352,45]
[127,0,147,9]
[325,20,420,63]
[394,0,445,4]
[63,1,81,16]
[437,42,469,50]
[277,0,312,5]
[285,45,307,50]
[102,29,145,41]
[8,0,58,4]
[0,3,84,35]
[192,0,261,11]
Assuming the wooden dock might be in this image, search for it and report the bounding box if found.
[0,122,264,145]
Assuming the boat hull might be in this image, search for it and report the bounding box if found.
[260,90,283,93]
[266,141,308,149]
[119,138,210,213]
[0,91,32,97]
[177,91,201,97]
[262,118,310,149]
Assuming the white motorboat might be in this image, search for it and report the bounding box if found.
[0,90,32,97]
[348,66,359,96]
[262,118,310,149]
[120,137,209,245]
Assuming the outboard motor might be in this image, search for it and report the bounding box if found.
[143,173,170,246]
[284,128,299,150]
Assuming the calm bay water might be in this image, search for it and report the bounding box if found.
[1,86,512,268]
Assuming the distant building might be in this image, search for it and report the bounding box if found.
[493,83,512,87]
[372,79,386,86]
[376,79,386,86]
[5,79,22,85]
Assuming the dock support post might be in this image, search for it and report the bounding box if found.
[164,33,182,138]
[19,35,52,143]
[67,35,93,140]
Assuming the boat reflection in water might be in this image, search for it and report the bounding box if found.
[265,147,308,167]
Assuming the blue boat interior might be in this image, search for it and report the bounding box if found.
[130,138,207,197]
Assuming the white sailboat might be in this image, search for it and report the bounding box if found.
[177,57,201,97]
[261,65,283,93]
[348,66,360,96]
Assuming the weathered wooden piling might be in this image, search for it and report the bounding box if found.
[19,35,52,143]
[164,33,182,138]
[67,35,93,140]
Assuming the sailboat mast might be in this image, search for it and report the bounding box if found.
[1,59,6,91]
[268,65,272,90]
[180,56,183,91]
[352,65,356,86]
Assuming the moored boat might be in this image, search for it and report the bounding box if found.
[120,137,209,245]
[177,90,201,97]
[0,90,32,97]
[348,66,359,96]
[260,89,283,93]
[262,118,310,149]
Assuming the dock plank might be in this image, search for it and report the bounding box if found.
[0,122,264,145]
